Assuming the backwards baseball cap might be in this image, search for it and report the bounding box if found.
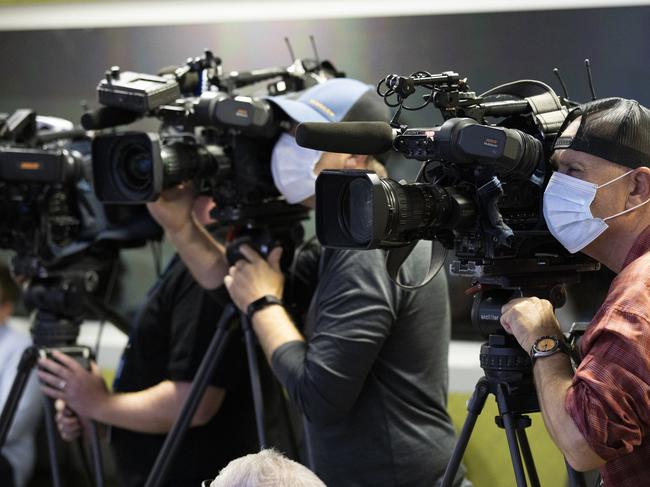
[553,97,650,169]
[266,77,389,124]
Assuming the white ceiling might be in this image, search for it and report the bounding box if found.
[0,0,648,31]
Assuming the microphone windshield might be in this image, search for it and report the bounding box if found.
[81,106,140,130]
[296,122,394,154]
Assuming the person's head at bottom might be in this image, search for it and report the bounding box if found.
[202,449,326,487]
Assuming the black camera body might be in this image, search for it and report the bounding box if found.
[0,109,162,272]
[90,92,281,205]
[300,71,600,337]
[87,51,338,211]
[308,73,598,273]
[0,110,91,263]
[86,51,346,269]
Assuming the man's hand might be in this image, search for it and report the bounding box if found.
[224,245,284,312]
[146,183,196,235]
[500,297,563,353]
[54,399,85,442]
[38,351,109,419]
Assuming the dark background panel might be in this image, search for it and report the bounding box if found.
[0,7,648,119]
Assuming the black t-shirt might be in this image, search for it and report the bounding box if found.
[272,243,466,487]
[111,255,287,487]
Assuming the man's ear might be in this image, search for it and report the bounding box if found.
[343,154,369,170]
[627,167,650,208]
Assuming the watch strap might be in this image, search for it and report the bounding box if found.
[530,335,571,365]
[246,295,283,321]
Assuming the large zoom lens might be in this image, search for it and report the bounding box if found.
[92,132,218,203]
[316,170,474,249]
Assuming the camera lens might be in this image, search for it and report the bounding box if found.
[108,136,156,201]
[344,178,375,245]
[118,145,153,191]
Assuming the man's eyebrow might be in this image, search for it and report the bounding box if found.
[550,150,587,170]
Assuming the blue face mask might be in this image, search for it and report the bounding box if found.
[270,133,322,204]
[543,170,650,253]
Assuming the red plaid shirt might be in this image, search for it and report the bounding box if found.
[566,225,650,487]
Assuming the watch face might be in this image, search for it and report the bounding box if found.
[536,337,557,352]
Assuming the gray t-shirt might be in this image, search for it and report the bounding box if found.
[272,243,465,487]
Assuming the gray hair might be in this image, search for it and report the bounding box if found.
[209,449,326,487]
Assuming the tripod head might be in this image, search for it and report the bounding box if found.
[219,201,309,271]
[465,262,593,416]
[13,248,122,348]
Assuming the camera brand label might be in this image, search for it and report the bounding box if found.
[480,313,500,321]
[483,138,499,148]
[235,108,250,119]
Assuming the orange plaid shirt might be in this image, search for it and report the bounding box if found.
[566,225,650,486]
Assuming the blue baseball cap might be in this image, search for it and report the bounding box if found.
[266,78,389,124]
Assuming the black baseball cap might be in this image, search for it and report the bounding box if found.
[553,97,650,169]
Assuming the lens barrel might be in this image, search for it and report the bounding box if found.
[92,132,218,203]
[316,170,474,249]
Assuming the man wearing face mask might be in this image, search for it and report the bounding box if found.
[148,78,468,487]
[499,97,650,486]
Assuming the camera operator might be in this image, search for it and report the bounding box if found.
[148,78,468,487]
[500,98,650,486]
[37,197,283,487]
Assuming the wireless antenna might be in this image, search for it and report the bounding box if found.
[309,35,320,65]
[284,37,296,63]
[585,58,597,100]
[553,67,570,100]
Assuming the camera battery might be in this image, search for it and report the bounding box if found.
[98,68,181,113]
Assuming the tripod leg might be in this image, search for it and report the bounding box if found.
[496,385,528,487]
[88,421,104,487]
[0,347,39,448]
[440,377,490,487]
[241,313,267,449]
[516,425,540,487]
[42,397,63,487]
[144,304,236,487]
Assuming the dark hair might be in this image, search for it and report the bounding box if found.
[0,262,19,305]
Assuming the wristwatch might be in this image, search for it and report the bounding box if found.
[246,295,283,321]
[530,335,571,365]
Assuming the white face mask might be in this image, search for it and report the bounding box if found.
[543,170,650,253]
[271,133,323,204]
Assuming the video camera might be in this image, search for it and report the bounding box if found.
[0,109,101,267]
[297,70,600,335]
[85,49,343,267]
[85,50,340,211]
[0,108,162,344]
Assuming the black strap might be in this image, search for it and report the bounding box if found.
[385,241,447,290]
[246,295,283,320]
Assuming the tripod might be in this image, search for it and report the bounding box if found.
[144,224,306,487]
[440,288,587,487]
[0,276,109,487]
